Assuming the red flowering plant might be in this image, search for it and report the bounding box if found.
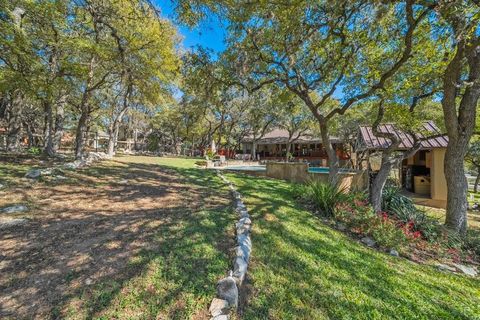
[370,212,408,249]
[353,198,369,208]
[447,248,461,263]
[331,193,379,237]
[400,220,423,241]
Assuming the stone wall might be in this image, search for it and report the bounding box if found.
[266,162,368,191]
[266,162,309,183]
[209,171,253,320]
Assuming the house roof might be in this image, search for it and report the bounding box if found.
[357,121,448,151]
[242,128,342,145]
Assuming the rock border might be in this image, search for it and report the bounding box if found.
[24,152,112,179]
[209,170,253,320]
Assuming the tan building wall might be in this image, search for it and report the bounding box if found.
[431,148,447,201]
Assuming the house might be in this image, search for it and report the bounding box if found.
[240,128,350,165]
[355,121,448,208]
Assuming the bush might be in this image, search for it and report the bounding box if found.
[382,185,440,241]
[27,147,42,155]
[336,202,408,249]
[382,184,417,216]
[195,160,207,167]
[336,198,375,233]
[371,214,407,249]
[297,181,347,217]
[146,135,160,152]
[205,149,216,159]
[464,230,480,258]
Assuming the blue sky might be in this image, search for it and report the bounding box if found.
[155,2,346,99]
[156,1,227,53]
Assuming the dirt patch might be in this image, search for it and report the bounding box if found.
[264,213,279,222]
[0,156,231,319]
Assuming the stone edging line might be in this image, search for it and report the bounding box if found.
[209,170,253,320]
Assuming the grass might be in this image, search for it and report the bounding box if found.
[226,172,480,320]
[1,155,236,319]
[2,155,480,319]
[0,160,34,186]
[63,156,235,319]
[469,191,480,206]
[417,198,480,232]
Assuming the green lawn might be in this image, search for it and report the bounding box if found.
[64,156,235,319]
[2,156,479,319]
[417,190,480,232]
[226,173,480,320]
[469,191,480,206]
[1,155,235,319]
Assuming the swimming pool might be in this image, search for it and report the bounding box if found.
[223,165,351,174]
[308,167,354,173]
[224,165,266,172]
[308,167,330,173]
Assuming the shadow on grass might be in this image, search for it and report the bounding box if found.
[227,173,480,320]
[0,158,236,319]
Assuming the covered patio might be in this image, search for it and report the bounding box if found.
[356,121,449,208]
[241,129,350,165]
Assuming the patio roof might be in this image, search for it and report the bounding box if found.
[242,128,342,145]
[357,121,448,151]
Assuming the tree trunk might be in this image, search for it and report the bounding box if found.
[370,157,396,212]
[440,33,480,235]
[286,142,291,162]
[133,128,138,150]
[474,171,479,193]
[252,141,257,161]
[44,101,56,157]
[75,111,89,160]
[319,119,339,183]
[106,113,125,157]
[75,54,99,160]
[107,124,117,157]
[24,122,34,148]
[107,124,119,157]
[444,139,470,234]
[52,97,66,153]
[6,92,24,152]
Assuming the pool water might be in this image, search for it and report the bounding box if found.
[308,167,330,173]
[224,165,266,172]
[309,167,354,174]
[223,165,351,174]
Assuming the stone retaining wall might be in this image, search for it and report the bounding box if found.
[209,171,253,320]
[266,162,368,191]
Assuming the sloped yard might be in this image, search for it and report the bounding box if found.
[226,173,480,320]
[0,156,234,319]
[2,156,479,319]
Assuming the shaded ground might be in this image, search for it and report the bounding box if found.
[227,172,480,320]
[0,156,234,319]
[418,203,480,231]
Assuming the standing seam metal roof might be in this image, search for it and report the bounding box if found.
[358,121,448,150]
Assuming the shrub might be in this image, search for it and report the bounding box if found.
[371,214,407,249]
[464,230,480,258]
[146,135,160,152]
[298,181,347,217]
[382,184,418,217]
[336,200,376,233]
[27,147,42,155]
[382,185,440,241]
[195,160,207,167]
[205,149,216,159]
[438,227,464,250]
